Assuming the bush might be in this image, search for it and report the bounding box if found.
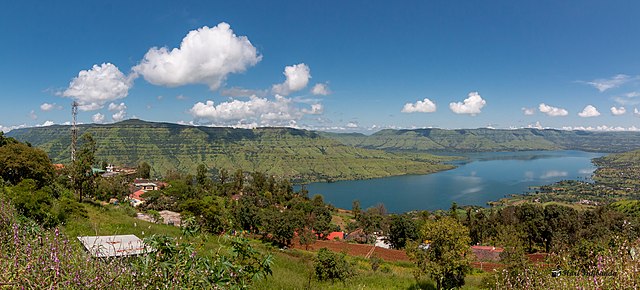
[314,248,353,282]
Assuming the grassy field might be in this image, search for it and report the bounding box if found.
[59,203,488,289]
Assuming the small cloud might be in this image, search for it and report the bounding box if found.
[40,103,58,111]
[527,121,544,129]
[108,102,127,122]
[635,108,640,117]
[610,106,626,116]
[539,103,568,116]
[176,94,188,100]
[402,98,437,113]
[92,113,105,123]
[220,87,266,97]
[272,63,311,96]
[0,123,27,133]
[311,83,331,96]
[346,121,359,128]
[578,105,600,117]
[29,110,37,120]
[613,91,640,105]
[449,92,486,115]
[584,74,630,92]
[301,103,323,115]
[156,95,164,100]
[522,107,535,116]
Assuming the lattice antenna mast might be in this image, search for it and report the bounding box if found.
[71,101,78,162]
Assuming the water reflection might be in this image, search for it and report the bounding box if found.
[305,150,605,213]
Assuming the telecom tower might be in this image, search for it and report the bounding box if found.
[71,101,78,161]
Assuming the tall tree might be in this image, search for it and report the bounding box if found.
[71,133,96,201]
[387,214,419,249]
[407,216,471,290]
[137,162,151,179]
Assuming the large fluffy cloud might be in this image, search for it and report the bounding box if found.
[585,74,630,92]
[189,95,321,126]
[62,63,134,111]
[578,105,600,117]
[272,63,311,96]
[133,22,261,91]
[538,103,568,116]
[610,106,626,116]
[402,98,437,113]
[449,92,486,115]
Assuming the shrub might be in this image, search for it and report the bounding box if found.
[314,248,353,282]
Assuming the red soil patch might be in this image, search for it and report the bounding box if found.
[292,239,409,262]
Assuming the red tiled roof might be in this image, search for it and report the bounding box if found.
[129,189,146,201]
[326,232,344,240]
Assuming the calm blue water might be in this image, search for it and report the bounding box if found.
[304,151,604,213]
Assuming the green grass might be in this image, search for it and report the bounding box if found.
[60,203,490,289]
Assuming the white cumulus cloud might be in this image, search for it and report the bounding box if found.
[272,63,311,96]
[311,83,331,96]
[92,113,105,123]
[133,22,261,91]
[522,107,535,116]
[40,103,57,111]
[578,105,600,117]
[539,103,568,116]
[302,103,323,115]
[402,98,437,113]
[449,92,486,115]
[585,74,630,92]
[108,102,127,122]
[62,63,134,111]
[610,106,626,116]
[346,122,359,128]
[635,108,640,117]
[190,95,321,126]
[0,124,27,133]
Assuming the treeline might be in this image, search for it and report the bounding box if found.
[140,166,335,248]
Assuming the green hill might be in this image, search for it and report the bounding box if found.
[320,128,640,153]
[6,119,453,181]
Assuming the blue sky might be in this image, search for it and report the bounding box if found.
[1,1,640,133]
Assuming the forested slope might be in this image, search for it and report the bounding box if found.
[321,128,640,153]
[7,119,452,181]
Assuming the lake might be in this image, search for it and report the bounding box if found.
[304,150,605,213]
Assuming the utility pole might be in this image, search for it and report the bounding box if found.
[71,101,78,161]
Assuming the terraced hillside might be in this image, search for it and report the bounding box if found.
[321,128,640,153]
[7,119,453,181]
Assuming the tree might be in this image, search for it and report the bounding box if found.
[387,214,419,249]
[71,133,96,201]
[137,162,151,179]
[407,216,471,290]
[0,142,54,187]
[314,248,353,283]
[352,200,361,221]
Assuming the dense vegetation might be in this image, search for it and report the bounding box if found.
[7,119,453,182]
[321,128,640,153]
[4,128,640,289]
